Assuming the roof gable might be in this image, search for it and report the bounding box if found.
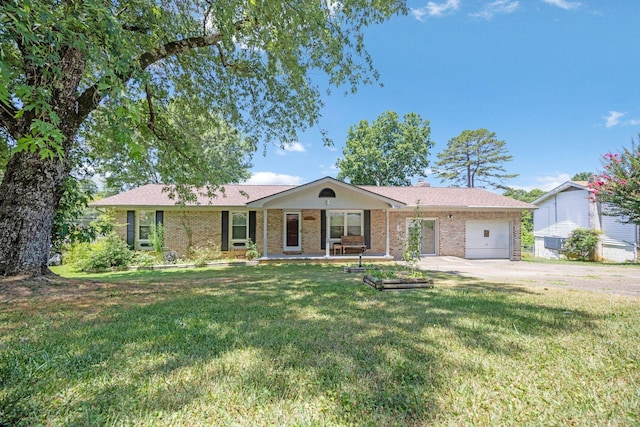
[532,181,590,206]
[246,177,405,209]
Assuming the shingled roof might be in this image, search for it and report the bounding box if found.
[362,186,535,209]
[91,180,535,210]
[90,184,295,207]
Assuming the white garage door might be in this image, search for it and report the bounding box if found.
[465,220,511,259]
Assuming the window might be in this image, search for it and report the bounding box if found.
[231,212,248,245]
[329,212,344,238]
[329,211,362,239]
[319,188,336,198]
[137,210,154,249]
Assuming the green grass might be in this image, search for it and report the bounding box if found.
[1,264,638,426]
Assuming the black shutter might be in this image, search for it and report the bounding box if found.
[364,210,371,249]
[126,210,135,248]
[320,209,326,250]
[155,210,164,226]
[221,211,229,251]
[249,211,257,243]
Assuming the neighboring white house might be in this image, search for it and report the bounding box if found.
[532,181,639,262]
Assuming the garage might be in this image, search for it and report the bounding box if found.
[465,220,511,259]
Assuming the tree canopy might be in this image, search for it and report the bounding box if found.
[589,140,640,224]
[502,187,545,248]
[434,128,518,189]
[571,171,594,181]
[336,111,433,186]
[0,0,406,276]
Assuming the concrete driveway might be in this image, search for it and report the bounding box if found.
[416,256,640,297]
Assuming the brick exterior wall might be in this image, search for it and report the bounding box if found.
[389,210,522,260]
[113,209,264,258]
[114,208,522,260]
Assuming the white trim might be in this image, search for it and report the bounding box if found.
[263,210,268,257]
[136,210,155,250]
[230,211,249,248]
[283,211,302,251]
[328,210,364,244]
[385,209,390,257]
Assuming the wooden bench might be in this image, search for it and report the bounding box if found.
[340,235,367,255]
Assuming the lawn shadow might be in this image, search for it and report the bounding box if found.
[0,264,604,426]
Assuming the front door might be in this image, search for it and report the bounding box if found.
[420,220,437,255]
[406,218,438,256]
[284,212,301,251]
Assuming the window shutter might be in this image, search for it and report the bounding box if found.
[155,211,164,226]
[221,211,229,251]
[126,211,135,248]
[364,210,371,249]
[320,210,326,250]
[249,211,257,243]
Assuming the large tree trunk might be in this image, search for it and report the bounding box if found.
[0,151,68,276]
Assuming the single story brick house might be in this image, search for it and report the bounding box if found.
[91,176,535,260]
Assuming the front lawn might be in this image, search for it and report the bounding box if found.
[1,264,638,426]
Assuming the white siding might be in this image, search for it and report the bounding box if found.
[534,186,638,262]
[600,213,638,262]
[534,189,589,238]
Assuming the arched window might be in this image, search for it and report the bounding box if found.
[319,188,336,198]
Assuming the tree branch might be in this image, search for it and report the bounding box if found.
[0,99,19,140]
[76,17,254,122]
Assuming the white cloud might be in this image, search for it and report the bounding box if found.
[411,0,460,20]
[277,141,306,155]
[605,111,626,128]
[470,0,519,20]
[542,0,582,10]
[534,173,572,191]
[244,172,304,185]
[320,163,339,177]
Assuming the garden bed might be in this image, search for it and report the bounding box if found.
[363,274,434,291]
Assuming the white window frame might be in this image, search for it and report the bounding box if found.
[136,210,155,250]
[230,211,249,248]
[328,210,363,243]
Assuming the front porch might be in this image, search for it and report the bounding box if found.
[257,252,394,264]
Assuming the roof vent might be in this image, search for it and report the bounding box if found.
[414,179,430,187]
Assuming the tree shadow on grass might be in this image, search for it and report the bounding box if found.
[0,264,604,426]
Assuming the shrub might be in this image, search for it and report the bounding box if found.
[148,223,164,254]
[67,232,132,271]
[245,239,261,261]
[563,228,601,261]
[188,244,222,267]
[131,251,161,267]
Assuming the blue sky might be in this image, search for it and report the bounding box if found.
[246,0,640,192]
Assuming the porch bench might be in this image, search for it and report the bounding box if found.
[340,235,367,255]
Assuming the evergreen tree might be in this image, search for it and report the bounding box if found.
[434,128,517,189]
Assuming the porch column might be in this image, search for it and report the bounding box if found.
[262,209,268,258]
[325,209,330,258]
[385,209,390,257]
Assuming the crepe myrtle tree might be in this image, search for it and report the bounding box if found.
[0,0,406,276]
[589,142,640,224]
